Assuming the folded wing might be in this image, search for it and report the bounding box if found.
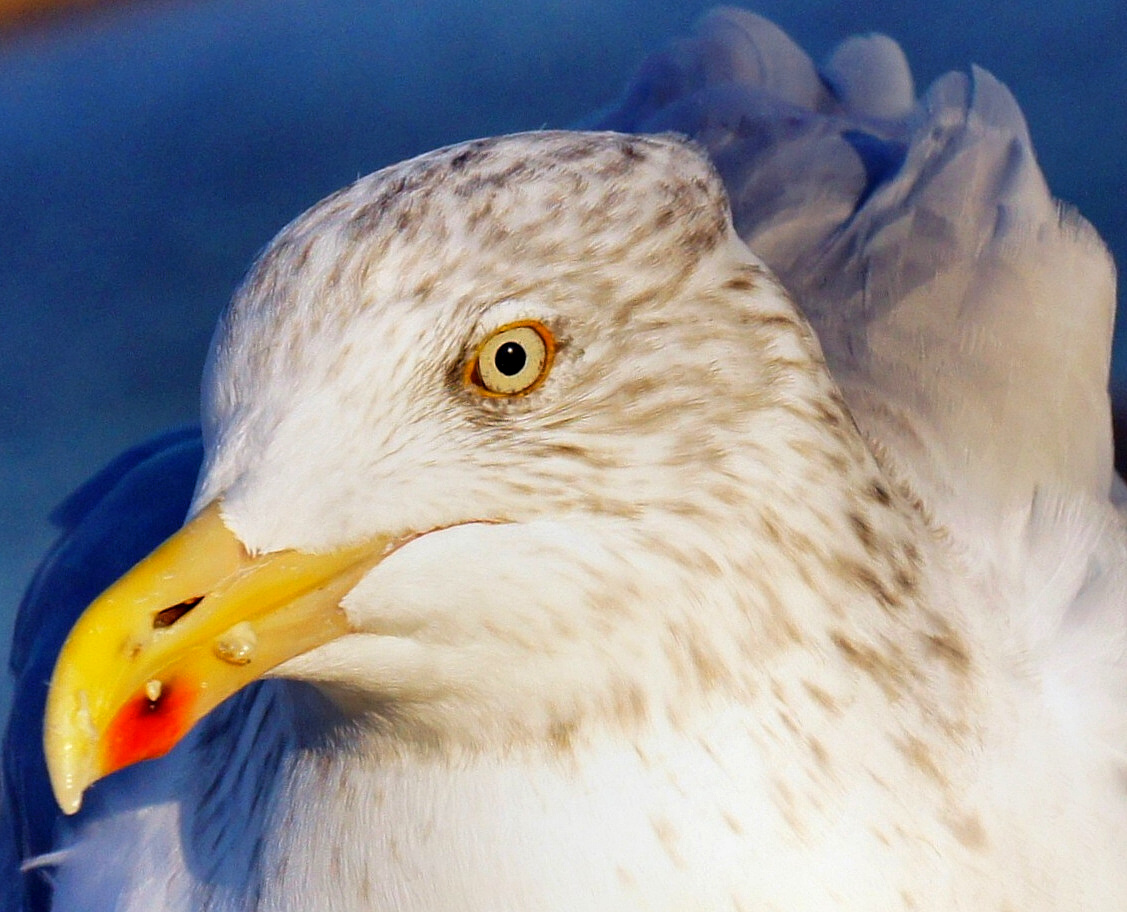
[598,7,1117,522]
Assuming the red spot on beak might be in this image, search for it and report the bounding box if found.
[102,679,198,774]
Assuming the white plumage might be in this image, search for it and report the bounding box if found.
[4,8,1125,912]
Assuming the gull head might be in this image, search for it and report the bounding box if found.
[44,131,893,812]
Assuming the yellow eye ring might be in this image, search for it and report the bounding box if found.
[466,321,555,397]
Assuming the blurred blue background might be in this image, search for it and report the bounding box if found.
[1,0,1124,715]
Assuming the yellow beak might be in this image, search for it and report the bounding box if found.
[43,502,386,815]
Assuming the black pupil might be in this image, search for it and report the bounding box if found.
[494,341,527,376]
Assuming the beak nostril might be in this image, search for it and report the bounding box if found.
[153,596,203,629]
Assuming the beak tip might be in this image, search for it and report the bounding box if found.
[47,759,89,816]
[57,788,84,817]
[44,685,95,815]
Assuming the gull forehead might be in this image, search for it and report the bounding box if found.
[218,130,731,351]
[196,131,762,550]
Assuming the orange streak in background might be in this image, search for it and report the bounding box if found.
[0,0,140,31]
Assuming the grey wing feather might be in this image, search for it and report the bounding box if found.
[1,429,203,912]
[599,7,1116,521]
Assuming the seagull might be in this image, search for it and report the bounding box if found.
[4,8,1126,912]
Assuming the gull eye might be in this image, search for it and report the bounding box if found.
[468,321,554,396]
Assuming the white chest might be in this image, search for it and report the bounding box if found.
[252,716,966,912]
[47,695,1127,912]
[260,740,760,912]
